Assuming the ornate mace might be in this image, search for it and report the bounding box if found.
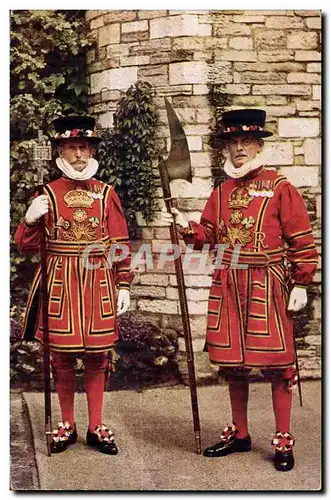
[30,131,53,456]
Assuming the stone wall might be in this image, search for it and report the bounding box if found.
[86,9,322,380]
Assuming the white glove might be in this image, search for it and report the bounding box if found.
[287,286,307,312]
[117,289,130,316]
[25,195,49,224]
[160,208,189,229]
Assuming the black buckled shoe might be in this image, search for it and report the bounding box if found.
[272,432,295,472]
[203,423,251,457]
[86,424,118,455]
[51,421,77,454]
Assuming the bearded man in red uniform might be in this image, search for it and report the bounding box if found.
[15,116,133,454]
[162,109,318,471]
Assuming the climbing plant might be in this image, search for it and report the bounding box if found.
[97,81,159,237]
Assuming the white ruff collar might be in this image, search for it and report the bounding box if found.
[224,151,266,179]
[56,156,99,181]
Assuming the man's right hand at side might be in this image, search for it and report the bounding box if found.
[25,195,49,225]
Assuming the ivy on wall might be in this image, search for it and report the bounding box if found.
[97,81,159,238]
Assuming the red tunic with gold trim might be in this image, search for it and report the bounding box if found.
[15,176,134,354]
[183,167,318,369]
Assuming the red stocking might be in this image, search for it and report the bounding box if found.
[228,377,249,438]
[272,378,292,433]
[51,352,77,428]
[84,353,108,432]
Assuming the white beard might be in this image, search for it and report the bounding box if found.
[56,156,99,181]
[224,151,267,179]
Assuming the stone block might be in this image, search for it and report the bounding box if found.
[86,10,110,21]
[97,112,114,129]
[252,84,311,96]
[229,37,253,50]
[133,286,166,299]
[197,24,212,36]
[265,16,304,29]
[107,44,130,58]
[263,142,293,166]
[177,198,207,212]
[150,14,199,39]
[189,315,207,336]
[138,10,167,20]
[307,63,321,73]
[99,24,120,47]
[293,10,321,16]
[169,274,212,288]
[187,301,208,315]
[190,152,211,167]
[157,85,192,97]
[313,85,321,101]
[208,61,233,84]
[193,84,209,95]
[233,96,266,106]
[130,38,172,55]
[170,177,213,199]
[279,166,319,187]
[232,15,265,23]
[295,50,321,61]
[265,96,287,105]
[172,95,210,109]
[138,299,178,314]
[166,287,209,302]
[304,138,321,165]
[294,146,304,155]
[194,167,212,178]
[140,274,169,286]
[234,62,268,72]
[120,55,150,66]
[121,31,149,43]
[305,17,322,29]
[187,136,203,151]
[215,50,257,62]
[296,100,320,111]
[90,16,104,30]
[104,11,137,23]
[183,124,211,136]
[121,20,148,33]
[279,118,319,137]
[269,62,306,73]
[263,106,296,117]
[288,73,321,84]
[255,30,287,50]
[258,50,295,62]
[214,23,251,37]
[141,228,155,240]
[287,32,318,50]
[239,72,287,84]
[169,61,209,85]
[196,108,213,124]
[217,84,251,95]
[90,67,138,93]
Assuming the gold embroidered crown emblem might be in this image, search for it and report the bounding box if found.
[228,187,253,209]
[64,188,94,209]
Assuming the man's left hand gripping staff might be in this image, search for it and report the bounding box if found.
[117,289,130,316]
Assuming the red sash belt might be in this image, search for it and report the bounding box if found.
[47,237,110,257]
[221,248,285,268]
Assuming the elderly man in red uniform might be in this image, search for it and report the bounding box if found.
[15,116,133,454]
[162,109,318,471]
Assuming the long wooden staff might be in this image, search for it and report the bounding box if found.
[158,99,201,454]
[32,131,52,456]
